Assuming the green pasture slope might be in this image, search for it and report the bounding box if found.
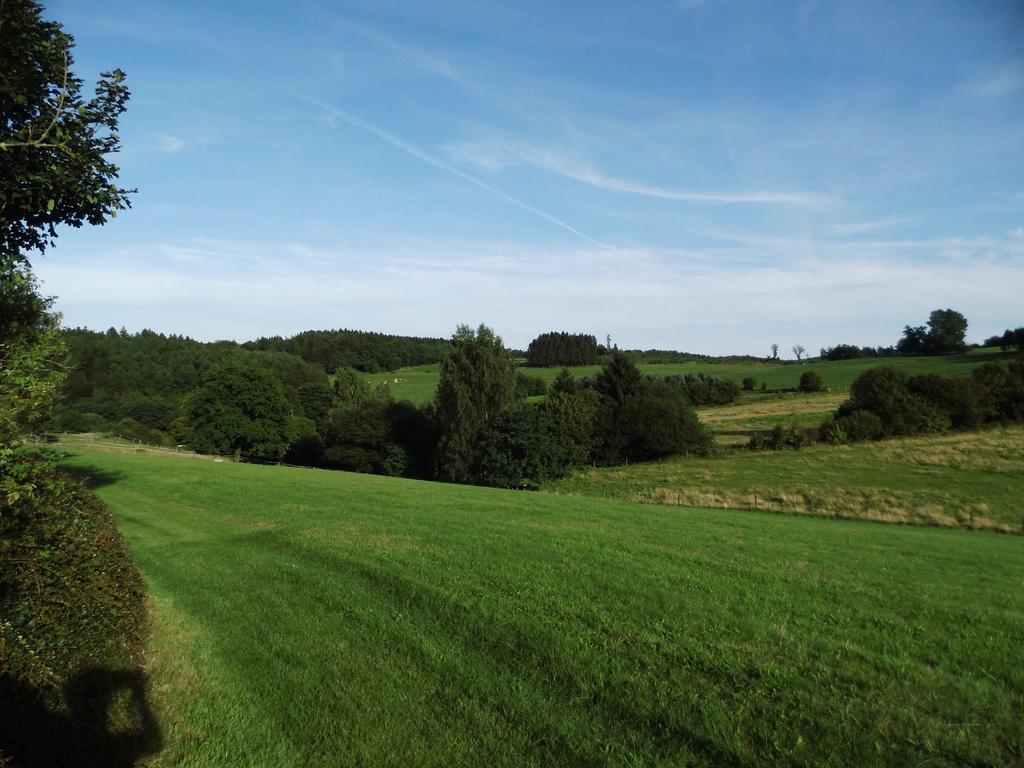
[60,443,1023,767]
[362,348,1011,406]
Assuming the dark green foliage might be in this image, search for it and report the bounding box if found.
[52,328,327,441]
[742,376,756,391]
[748,423,810,450]
[551,367,579,395]
[820,343,894,361]
[663,373,741,406]
[331,365,370,405]
[323,396,407,476]
[970,359,1024,423]
[0,259,64,442]
[838,367,948,437]
[592,354,712,464]
[182,364,294,460]
[476,405,562,488]
[542,389,599,468]
[999,327,1024,351]
[296,381,334,425]
[896,325,928,355]
[244,329,450,373]
[525,332,598,366]
[925,308,969,354]
[593,351,643,406]
[0,1,133,260]
[798,370,826,393]
[514,371,548,398]
[0,449,151,765]
[386,400,437,479]
[897,309,968,355]
[621,349,766,364]
[617,380,713,461]
[823,359,1024,442]
[435,325,517,483]
[907,374,980,430]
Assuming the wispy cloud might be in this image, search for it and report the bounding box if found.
[447,138,831,206]
[831,215,915,236]
[957,59,1024,99]
[303,98,616,250]
[157,133,187,153]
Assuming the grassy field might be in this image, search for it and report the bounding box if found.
[695,391,846,445]
[55,439,1024,766]
[547,425,1024,532]
[361,349,1011,406]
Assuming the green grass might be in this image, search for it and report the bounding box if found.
[361,349,1012,406]
[546,425,1024,531]
[57,440,1024,766]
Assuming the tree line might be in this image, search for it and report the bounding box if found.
[821,308,1011,361]
[525,332,598,366]
[166,325,717,488]
[243,328,451,373]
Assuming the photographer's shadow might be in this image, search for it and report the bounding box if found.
[1,667,161,768]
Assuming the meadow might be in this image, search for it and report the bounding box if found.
[361,349,1011,406]
[57,440,1024,767]
[546,425,1024,532]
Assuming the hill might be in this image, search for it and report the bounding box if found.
[362,348,1013,406]
[58,441,1024,767]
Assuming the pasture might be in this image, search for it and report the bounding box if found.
[58,441,1024,767]
[547,424,1024,532]
[360,348,1011,406]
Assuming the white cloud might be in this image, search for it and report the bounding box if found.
[830,215,914,236]
[157,133,187,153]
[447,137,832,207]
[36,230,1024,354]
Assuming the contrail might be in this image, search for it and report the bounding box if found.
[307,99,616,250]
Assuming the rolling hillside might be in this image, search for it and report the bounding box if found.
[58,442,1024,767]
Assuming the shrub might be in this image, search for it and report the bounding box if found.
[0,448,152,765]
[748,423,809,450]
[663,373,741,406]
[617,380,714,462]
[742,377,756,391]
[515,372,548,398]
[798,370,826,393]
[838,367,948,436]
[834,410,885,442]
[970,360,1024,423]
[907,374,980,430]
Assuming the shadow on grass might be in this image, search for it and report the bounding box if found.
[60,463,125,490]
[0,668,162,768]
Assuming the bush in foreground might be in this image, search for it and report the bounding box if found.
[1,448,155,765]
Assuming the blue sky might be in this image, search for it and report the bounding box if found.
[35,0,1024,355]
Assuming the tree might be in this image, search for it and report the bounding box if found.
[770,344,779,360]
[792,344,805,361]
[435,324,516,483]
[897,310,968,355]
[182,364,294,461]
[2,1,132,447]
[1,0,133,260]
[798,370,825,393]
[925,309,968,355]
[551,367,579,395]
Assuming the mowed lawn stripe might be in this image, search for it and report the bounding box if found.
[61,446,1024,767]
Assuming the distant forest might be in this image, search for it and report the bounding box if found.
[243,329,451,372]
